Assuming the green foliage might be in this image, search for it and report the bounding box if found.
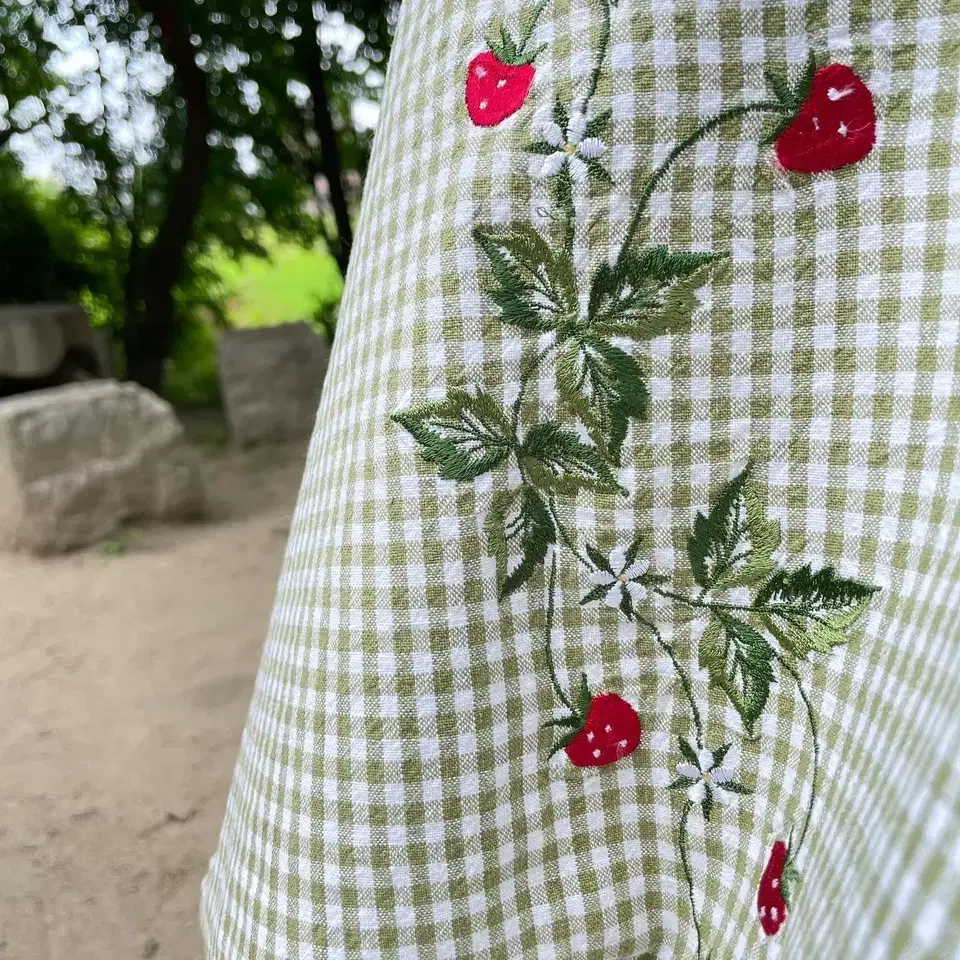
[688,464,781,591]
[473,222,577,331]
[757,564,879,658]
[487,485,555,598]
[392,390,515,481]
[588,247,725,340]
[556,334,649,464]
[520,421,625,496]
[699,615,775,735]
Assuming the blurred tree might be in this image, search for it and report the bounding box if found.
[0,0,395,393]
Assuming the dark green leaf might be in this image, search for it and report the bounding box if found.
[547,727,583,758]
[587,246,726,340]
[757,564,880,658]
[678,737,699,767]
[525,140,558,155]
[711,742,732,767]
[795,50,818,103]
[577,672,592,717]
[552,99,569,131]
[781,857,802,908]
[765,68,797,108]
[699,615,775,735]
[556,335,649,464]
[486,485,555,598]
[520,421,625,496]
[473,222,577,331]
[541,715,581,729]
[618,585,635,619]
[585,157,614,184]
[585,542,611,572]
[393,389,514,481]
[760,113,798,147]
[667,777,697,790]
[579,583,610,605]
[687,464,781,590]
[702,789,714,822]
[715,780,753,795]
[623,532,645,570]
[585,108,611,140]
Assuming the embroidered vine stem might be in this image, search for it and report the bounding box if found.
[543,550,574,711]
[618,100,789,262]
[678,800,703,960]
[547,499,592,569]
[637,616,703,749]
[517,0,552,54]
[776,651,819,856]
[582,0,612,105]
[512,340,559,432]
[653,586,836,629]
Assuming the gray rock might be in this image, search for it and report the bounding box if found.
[0,380,206,553]
[217,323,330,446]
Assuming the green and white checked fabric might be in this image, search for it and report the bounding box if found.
[202,0,960,957]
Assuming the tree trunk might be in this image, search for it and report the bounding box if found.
[124,0,213,394]
[298,34,354,277]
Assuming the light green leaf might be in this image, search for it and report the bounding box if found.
[556,334,649,464]
[520,421,625,496]
[473,222,578,331]
[700,616,775,735]
[688,464,782,591]
[756,564,880,658]
[393,389,514,481]
[486,485,555,598]
[587,246,725,340]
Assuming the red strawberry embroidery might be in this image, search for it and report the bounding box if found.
[565,693,641,767]
[757,840,790,936]
[546,679,641,768]
[465,50,535,127]
[773,63,876,174]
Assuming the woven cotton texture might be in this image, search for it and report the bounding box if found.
[201,0,960,957]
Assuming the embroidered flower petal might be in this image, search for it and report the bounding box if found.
[710,766,734,784]
[603,584,624,608]
[687,780,707,803]
[590,569,617,586]
[567,155,590,183]
[625,580,647,604]
[539,152,567,178]
[621,558,650,581]
[566,109,588,146]
[578,136,607,159]
[609,547,628,574]
[542,121,566,149]
[698,748,715,772]
[676,762,701,780]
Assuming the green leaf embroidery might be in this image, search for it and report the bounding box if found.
[487,484,555,598]
[473,222,578,331]
[678,736,699,767]
[756,564,880,658]
[585,108,611,140]
[393,389,515,481]
[765,68,798,110]
[520,421,625,496]
[688,464,781,591]
[587,246,725,340]
[699,615,775,735]
[556,334,649,464]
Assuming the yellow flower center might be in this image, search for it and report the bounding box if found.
[617,574,628,583]
[564,142,577,155]
[702,770,712,781]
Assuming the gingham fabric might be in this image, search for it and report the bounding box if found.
[201,0,960,957]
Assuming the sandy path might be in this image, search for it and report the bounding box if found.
[0,432,308,960]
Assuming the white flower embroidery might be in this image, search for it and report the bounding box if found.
[590,547,649,608]
[676,748,735,803]
[537,101,608,183]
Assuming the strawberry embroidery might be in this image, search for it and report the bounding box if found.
[546,675,641,768]
[770,63,876,174]
[756,839,802,936]
[466,50,535,127]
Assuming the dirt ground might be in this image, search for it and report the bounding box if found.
[0,418,309,960]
